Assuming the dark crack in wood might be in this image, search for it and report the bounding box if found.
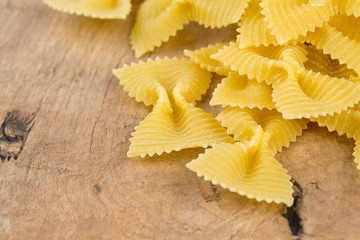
[0,110,37,161]
[201,182,221,202]
[283,178,303,238]
[93,184,102,193]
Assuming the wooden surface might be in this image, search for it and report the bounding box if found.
[1,0,360,239]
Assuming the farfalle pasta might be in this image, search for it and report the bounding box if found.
[272,70,360,119]
[212,42,360,119]
[113,58,233,157]
[333,0,360,17]
[260,0,334,44]
[306,14,360,75]
[187,107,308,206]
[187,141,294,206]
[217,108,308,154]
[237,0,280,48]
[304,45,358,79]
[43,0,360,208]
[305,15,360,74]
[210,72,275,110]
[44,0,131,19]
[212,43,307,85]
[184,43,231,76]
[131,0,250,57]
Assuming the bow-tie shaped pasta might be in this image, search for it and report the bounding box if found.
[131,0,250,57]
[306,13,360,75]
[260,0,334,45]
[237,0,281,48]
[211,72,275,110]
[187,107,308,206]
[212,43,307,85]
[212,43,360,119]
[311,105,360,169]
[113,58,233,157]
[184,43,231,76]
[304,45,358,80]
[333,0,360,17]
[44,0,131,19]
[184,44,275,110]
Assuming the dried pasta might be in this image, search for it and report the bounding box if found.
[113,58,233,157]
[131,0,250,57]
[186,141,294,206]
[237,0,280,48]
[210,72,275,110]
[304,44,358,79]
[260,0,334,44]
[44,0,131,19]
[97,0,360,207]
[184,43,230,76]
[187,107,307,206]
[333,0,360,17]
[217,107,308,154]
[212,42,360,119]
[212,42,307,85]
[306,14,360,75]
[272,70,360,119]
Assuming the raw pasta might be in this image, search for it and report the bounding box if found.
[186,141,294,206]
[44,0,131,19]
[211,43,307,85]
[187,107,307,206]
[79,0,360,207]
[304,44,358,79]
[333,0,360,17]
[212,43,360,119]
[210,72,275,110]
[184,43,231,76]
[131,0,250,57]
[260,0,334,44]
[113,58,233,157]
[272,70,360,119]
[306,14,360,75]
[217,107,308,154]
[237,0,280,48]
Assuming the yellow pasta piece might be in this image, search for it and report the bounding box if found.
[190,0,250,28]
[272,70,360,119]
[306,14,360,75]
[237,0,280,48]
[260,0,334,44]
[113,58,233,157]
[131,0,190,58]
[184,43,230,76]
[210,72,275,110]
[43,0,131,19]
[212,42,307,85]
[333,0,360,17]
[131,0,250,57]
[311,108,360,169]
[187,106,309,206]
[186,141,294,206]
[217,107,260,143]
[304,44,358,79]
[217,107,308,153]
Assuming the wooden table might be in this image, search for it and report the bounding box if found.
[1,0,360,239]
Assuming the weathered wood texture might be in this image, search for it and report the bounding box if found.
[0,0,360,239]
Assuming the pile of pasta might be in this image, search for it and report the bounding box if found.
[45,0,360,206]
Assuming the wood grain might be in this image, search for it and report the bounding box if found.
[0,0,359,239]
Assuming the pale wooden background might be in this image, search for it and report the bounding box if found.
[0,0,360,239]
